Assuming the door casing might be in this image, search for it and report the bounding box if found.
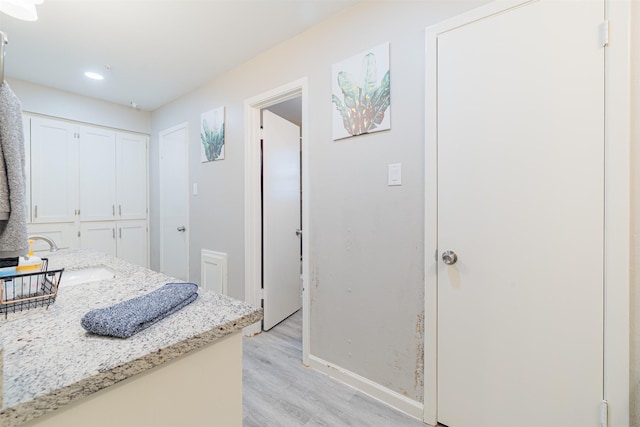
[244,78,310,364]
[424,0,631,425]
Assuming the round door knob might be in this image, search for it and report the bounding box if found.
[442,250,458,265]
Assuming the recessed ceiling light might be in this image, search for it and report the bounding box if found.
[84,72,104,80]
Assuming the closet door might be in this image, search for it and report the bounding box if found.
[80,221,117,257]
[117,220,148,268]
[116,133,147,220]
[30,117,79,223]
[79,126,117,221]
[23,116,30,224]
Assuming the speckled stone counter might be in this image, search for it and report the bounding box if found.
[0,249,262,427]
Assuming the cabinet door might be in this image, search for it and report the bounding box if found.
[27,222,80,253]
[117,133,147,220]
[117,221,148,268]
[23,115,31,224]
[31,117,79,223]
[79,127,116,221]
[80,221,117,257]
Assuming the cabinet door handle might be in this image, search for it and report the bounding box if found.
[112,228,115,239]
[119,228,122,239]
[119,205,122,216]
[112,205,115,216]
[34,205,37,218]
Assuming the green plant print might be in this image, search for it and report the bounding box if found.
[332,52,390,136]
[200,120,225,161]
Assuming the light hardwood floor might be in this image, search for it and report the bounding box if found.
[243,311,426,426]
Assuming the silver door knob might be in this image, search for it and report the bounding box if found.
[442,250,458,265]
[177,226,186,232]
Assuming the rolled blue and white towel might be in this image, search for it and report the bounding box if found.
[81,282,198,338]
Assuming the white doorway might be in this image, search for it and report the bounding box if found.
[424,1,630,426]
[159,123,190,281]
[244,78,310,364]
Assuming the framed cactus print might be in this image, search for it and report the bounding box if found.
[200,106,225,162]
[332,42,391,140]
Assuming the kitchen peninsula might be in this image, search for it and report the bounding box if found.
[0,249,262,427]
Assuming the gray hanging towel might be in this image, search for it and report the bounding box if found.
[80,283,199,338]
[0,82,28,257]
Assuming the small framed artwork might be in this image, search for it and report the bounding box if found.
[332,42,390,141]
[200,106,225,162]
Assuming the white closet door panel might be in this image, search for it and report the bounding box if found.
[80,221,117,257]
[117,221,148,268]
[117,133,147,220]
[23,116,31,224]
[30,117,78,223]
[79,126,116,221]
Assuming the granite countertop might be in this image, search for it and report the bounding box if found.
[0,249,262,427]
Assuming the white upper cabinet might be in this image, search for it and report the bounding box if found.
[30,117,79,223]
[80,128,147,221]
[116,133,148,220]
[23,116,31,224]
[79,126,117,221]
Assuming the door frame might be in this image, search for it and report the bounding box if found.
[244,78,310,364]
[159,122,191,280]
[424,1,631,425]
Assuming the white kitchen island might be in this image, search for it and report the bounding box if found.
[0,249,262,427]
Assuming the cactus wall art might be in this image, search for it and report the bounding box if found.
[332,42,390,140]
[200,106,225,162]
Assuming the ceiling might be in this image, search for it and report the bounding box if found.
[0,0,360,111]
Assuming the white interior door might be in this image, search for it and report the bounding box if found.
[262,110,301,330]
[436,1,604,426]
[159,124,189,281]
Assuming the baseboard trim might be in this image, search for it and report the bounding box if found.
[308,355,424,420]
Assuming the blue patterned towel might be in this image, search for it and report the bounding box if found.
[81,283,198,338]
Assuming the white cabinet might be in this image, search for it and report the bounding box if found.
[79,130,147,221]
[23,116,31,224]
[79,221,117,257]
[117,221,148,267]
[79,127,117,221]
[30,117,79,223]
[27,222,80,253]
[117,133,148,220]
[80,220,148,268]
[25,115,149,266]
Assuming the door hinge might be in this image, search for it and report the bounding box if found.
[259,288,265,300]
[77,231,81,237]
[600,400,608,427]
[600,20,609,47]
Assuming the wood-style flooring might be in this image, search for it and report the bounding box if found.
[243,311,426,426]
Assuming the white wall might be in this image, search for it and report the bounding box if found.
[7,78,151,133]
[631,0,640,424]
[150,0,491,404]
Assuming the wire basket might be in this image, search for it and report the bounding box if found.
[0,258,64,317]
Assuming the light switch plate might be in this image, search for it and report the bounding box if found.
[388,163,402,186]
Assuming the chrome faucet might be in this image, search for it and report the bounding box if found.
[27,235,59,252]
